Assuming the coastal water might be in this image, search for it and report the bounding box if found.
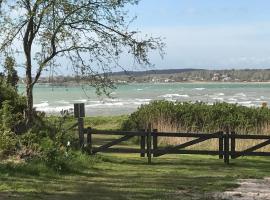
[18,83,270,116]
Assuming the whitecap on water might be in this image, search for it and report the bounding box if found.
[212,97,224,101]
[74,99,88,103]
[160,94,189,98]
[34,101,49,108]
[234,93,247,97]
[194,88,205,91]
[55,100,70,104]
[35,105,73,113]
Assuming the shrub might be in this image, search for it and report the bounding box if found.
[0,130,18,156]
[122,101,270,134]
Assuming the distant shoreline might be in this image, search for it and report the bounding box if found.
[33,81,270,86]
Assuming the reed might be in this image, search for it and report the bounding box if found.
[123,101,270,151]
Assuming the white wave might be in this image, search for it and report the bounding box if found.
[35,105,73,113]
[137,88,143,91]
[217,93,225,96]
[194,88,205,91]
[55,100,70,104]
[238,101,253,106]
[134,98,152,102]
[74,99,88,103]
[85,101,129,108]
[212,97,224,101]
[160,94,189,98]
[228,98,237,102]
[234,93,246,97]
[34,101,49,108]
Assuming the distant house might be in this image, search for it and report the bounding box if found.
[211,73,220,81]
[222,76,232,82]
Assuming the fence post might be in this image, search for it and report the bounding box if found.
[78,117,84,149]
[224,129,230,164]
[147,124,152,164]
[74,103,85,149]
[87,127,92,154]
[231,131,236,159]
[140,129,146,157]
[219,131,224,159]
[153,129,158,157]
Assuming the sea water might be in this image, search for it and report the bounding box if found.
[18,83,270,116]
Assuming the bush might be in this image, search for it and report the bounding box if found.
[0,83,26,133]
[0,130,18,156]
[122,101,270,134]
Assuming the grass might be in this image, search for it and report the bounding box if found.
[1,153,270,199]
[48,115,128,130]
[1,115,270,199]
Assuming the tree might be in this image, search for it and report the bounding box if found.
[3,56,19,89]
[0,0,164,126]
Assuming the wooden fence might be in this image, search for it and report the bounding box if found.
[74,103,270,164]
[82,128,270,164]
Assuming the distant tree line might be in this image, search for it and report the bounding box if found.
[31,69,270,84]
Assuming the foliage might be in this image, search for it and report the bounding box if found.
[123,101,270,134]
[0,83,27,133]
[0,130,17,156]
[3,56,19,89]
[0,0,164,125]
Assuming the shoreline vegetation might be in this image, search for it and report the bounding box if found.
[1,114,270,199]
[22,68,270,85]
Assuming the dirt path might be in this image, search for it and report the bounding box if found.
[215,178,270,200]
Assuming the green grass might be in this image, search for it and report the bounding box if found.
[47,115,128,130]
[1,115,270,199]
[1,153,270,199]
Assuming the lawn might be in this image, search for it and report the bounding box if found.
[1,116,270,199]
[1,152,270,199]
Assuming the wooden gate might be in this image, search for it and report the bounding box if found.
[74,103,270,164]
[80,127,270,164]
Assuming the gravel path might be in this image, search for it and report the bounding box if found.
[215,178,270,200]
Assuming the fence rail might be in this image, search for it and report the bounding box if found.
[81,127,270,164]
[73,103,270,164]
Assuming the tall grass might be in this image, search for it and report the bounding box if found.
[122,101,270,150]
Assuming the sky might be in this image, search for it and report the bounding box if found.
[123,0,270,70]
[3,0,270,76]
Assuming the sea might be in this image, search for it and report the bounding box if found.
[18,82,270,116]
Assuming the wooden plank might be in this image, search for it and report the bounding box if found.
[92,135,133,153]
[156,132,220,157]
[224,131,230,164]
[154,149,221,155]
[140,134,146,157]
[92,148,146,154]
[234,135,270,140]
[78,117,84,149]
[147,130,152,164]
[87,129,146,136]
[233,151,270,156]
[154,131,221,138]
[153,129,158,157]
[233,139,270,159]
[231,131,236,159]
[219,133,224,159]
[87,127,92,154]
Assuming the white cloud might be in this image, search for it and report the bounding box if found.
[135,23,270,69]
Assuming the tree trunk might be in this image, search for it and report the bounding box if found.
[25,74,34,127]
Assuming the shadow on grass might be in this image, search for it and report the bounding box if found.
[1,155,270,200]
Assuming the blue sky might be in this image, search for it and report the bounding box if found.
[122,0,270,69]
[3,0,270,77]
